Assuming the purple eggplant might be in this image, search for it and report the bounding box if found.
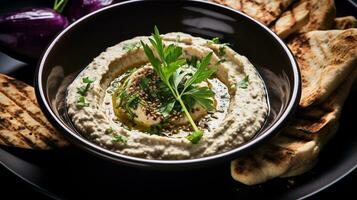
[65,0,119,22]
[0,8,68,60]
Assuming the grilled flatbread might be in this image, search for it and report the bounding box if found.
[288,28,357,107]
[0,73,68,149]
[231,68,356,185]
[297,0,336,33]
[271,0,336,39]
[271,1,309,39]
[211,0,294,26]
[334,16,357,30]
[231,135,321,185]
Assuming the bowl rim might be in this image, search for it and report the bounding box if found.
[35,0,301,168]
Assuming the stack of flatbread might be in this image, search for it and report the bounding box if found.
[212,0,357,185]
[0,73,68,150]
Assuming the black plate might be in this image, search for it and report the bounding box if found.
[1,0,356,199]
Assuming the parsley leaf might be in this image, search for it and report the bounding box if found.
[76,96,89,108]
[77,86,88,96]
[123,42,140,52]
[183,86,215,111]
[158,100,176,117]
[141,26,186,86]
[77,77,94,96]
[127,94,140,109]
[83,77,94,84]
[125,94,140,119]
[112,135,128,144]
[219,46,226,56]
[237,75,249,89]
[211,37,220,44]
[139,77,150,90]
[182,52,216,92]
[76,77,94,108]
[208,37,230,57]
[186,130,203,144]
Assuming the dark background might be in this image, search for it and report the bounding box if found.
[1,0,357,199]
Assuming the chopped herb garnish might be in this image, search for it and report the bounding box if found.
[77,77,94,96]
[124,94,139,119]
[113,69,142,117]
[76,76,94,108]
[237,75,249,89]
[139,77,150,90]
[123,42,141,52]
[208,37,230,57]
[141,26,216,144]
[77,86,87,96]
[127,94,140,110]
[211,37,220,44]
[219,46,226,56]
[112,135,128,144]
[76,96,89,107]
[186,130,203,144]
[83,77,94,84]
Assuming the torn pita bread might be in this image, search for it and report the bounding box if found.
[231,68,356,185]
[211,0,294,26]
[334,16,357,30]
[284,80,349,142]
[288,28,357,108]
[231,135,320,185]
[271,1,310,39]
[298,0,336,33]
[271,0,336,39]
[0,73,68,149]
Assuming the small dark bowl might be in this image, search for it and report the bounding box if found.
[35,0,300,169]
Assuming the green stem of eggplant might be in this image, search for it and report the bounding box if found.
[53,0,68,13]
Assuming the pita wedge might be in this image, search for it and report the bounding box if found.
[270,1,309,39]
[271,0,336,39]
[297,0,336,33]
[0,73,68,149]
[334,16,357,30]
[231,68,357,185]
[288,28,357,108]
[211,0,294,26]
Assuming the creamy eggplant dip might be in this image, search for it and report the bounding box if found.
[66,27,268,160]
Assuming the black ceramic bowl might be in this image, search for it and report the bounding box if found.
[35,0,300,169]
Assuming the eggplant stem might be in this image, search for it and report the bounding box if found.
[53,0,68,13]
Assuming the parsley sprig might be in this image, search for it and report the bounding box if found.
[141,26,216,143]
